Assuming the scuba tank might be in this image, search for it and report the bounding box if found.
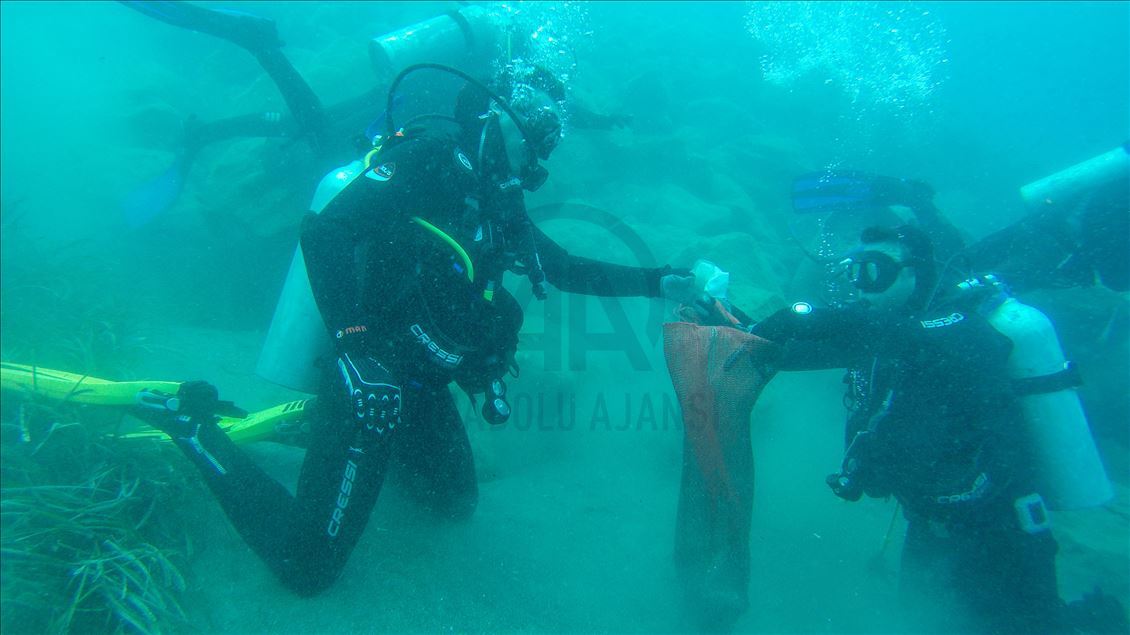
[1020,142,1130,209]
[369,5,504,82]
[256,160,365,393]
[959,275,1113,510]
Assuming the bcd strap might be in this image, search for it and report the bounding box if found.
[1012,361,1082,396]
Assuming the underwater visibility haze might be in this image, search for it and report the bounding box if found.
[1,1,1128,633]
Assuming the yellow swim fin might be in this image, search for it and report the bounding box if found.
[1,362,311,445]
[0,362,181,406]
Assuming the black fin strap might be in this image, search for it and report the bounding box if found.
[1012,361,1082,396]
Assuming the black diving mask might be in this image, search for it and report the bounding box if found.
[512,105,557,191]
[510,88,562,191]
[509,83,563,161]
[844,250,907,293]
[523,106,562,160]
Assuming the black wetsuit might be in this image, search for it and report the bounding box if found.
[164,124,668,596]
[963,178,1130,293]
[755,301,1063,634]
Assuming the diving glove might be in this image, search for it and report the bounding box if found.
[335,353,401,435]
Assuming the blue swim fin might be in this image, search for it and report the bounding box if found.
[791,171,877,214]
[792,171,935,214]
[121,153,190,229]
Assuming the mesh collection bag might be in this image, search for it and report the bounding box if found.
[663,320,778,624]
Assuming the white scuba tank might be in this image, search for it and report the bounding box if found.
[368,5,504,82]
[972,282,1114,510]
[1020,142,1130,209]
[256,160,366,393]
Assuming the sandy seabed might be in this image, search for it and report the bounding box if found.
[138,327,1129,634]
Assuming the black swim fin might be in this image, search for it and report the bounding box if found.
[122,1,324,143]
[120,1,282,53]
[119,2,328,227]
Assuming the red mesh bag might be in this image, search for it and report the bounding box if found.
[663,318,778,624]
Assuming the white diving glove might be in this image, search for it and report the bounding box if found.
[661,260,735,316]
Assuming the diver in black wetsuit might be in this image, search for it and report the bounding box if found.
[963,172,1130,293]
[753,226,1126,633]
[119,1,635,227]
[136,65,697,596]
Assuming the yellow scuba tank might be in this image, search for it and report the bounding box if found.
[255,159,366,393]
[961,276,1113,510]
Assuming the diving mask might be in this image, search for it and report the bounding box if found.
[509,83,564,161]
[843,250,908,293]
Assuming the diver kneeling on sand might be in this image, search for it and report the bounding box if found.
[748,225,1127,633]
[134,63,700,596]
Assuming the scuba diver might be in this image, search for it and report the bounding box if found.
[750,225,1126,633]
[789,170,967,308]
[119,1,632,227]
[966,143,1130,293]
[134,62,699,596]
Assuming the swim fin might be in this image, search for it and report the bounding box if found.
[124,396,313,445]
[121,0,327,153]
[0,362,309,445]
[121,110,301,228]
[121,152,189,228]
[1,362,182,406]
[792,170,935,214]
[791,170,878,214]
[119,1,282,53]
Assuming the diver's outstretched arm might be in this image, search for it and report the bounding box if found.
[184,111,297,154]
[177,86,385,161]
